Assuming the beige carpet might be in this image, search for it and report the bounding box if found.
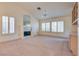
[0,36,72,56]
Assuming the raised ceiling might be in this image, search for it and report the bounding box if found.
[0,2,73,19]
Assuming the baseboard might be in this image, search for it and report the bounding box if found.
[38,34,69,39]
[0,38,21,44]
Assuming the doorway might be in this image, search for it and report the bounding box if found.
[23,15,31,37]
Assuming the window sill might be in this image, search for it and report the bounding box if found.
[40,31,64,33]
[1,33,15,36]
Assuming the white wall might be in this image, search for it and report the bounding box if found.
[0,4,39,42]
[31,16,39,37]
[38,16,72,38]
[0,5,24,42]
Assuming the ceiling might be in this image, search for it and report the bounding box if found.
[0,2,74,19]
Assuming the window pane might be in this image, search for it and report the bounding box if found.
[2,16,8,34]
[46,22,50,32]
[41,23,45,31]
[52,22,57,32]
[58,21,64,32]
[10,17,15,33]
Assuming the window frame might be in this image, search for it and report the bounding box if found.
[41,22,50,32]
[45,22,50,32]
[41,21,64,33]
[2,16,9,34]
[1,16,15,35]
[51,21,57,32]
[41,23,46,32]
[57,21,64,32]
[9,16,15,34]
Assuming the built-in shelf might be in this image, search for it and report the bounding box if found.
[69,2,78,56]
[72,18,79,25]
[72,2,78,25]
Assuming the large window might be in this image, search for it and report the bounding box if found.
[51,22,57,32]
[52,21,64,32]
[2,16,15,34]
[42,23,45,31]
[2,16,8,34]
[41,22,50,32]
[45,22,50,32]
[9,17,15,33]
[57,21,64,32]
[41,21,64,32]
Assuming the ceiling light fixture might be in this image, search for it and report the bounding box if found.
[37,7,48,18]
[42,9,48,18]
[37,7,41,10]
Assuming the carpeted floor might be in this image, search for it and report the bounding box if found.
[0,36,72,56]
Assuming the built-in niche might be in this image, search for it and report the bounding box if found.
[72,2,78,25]
[23,15,31,37]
